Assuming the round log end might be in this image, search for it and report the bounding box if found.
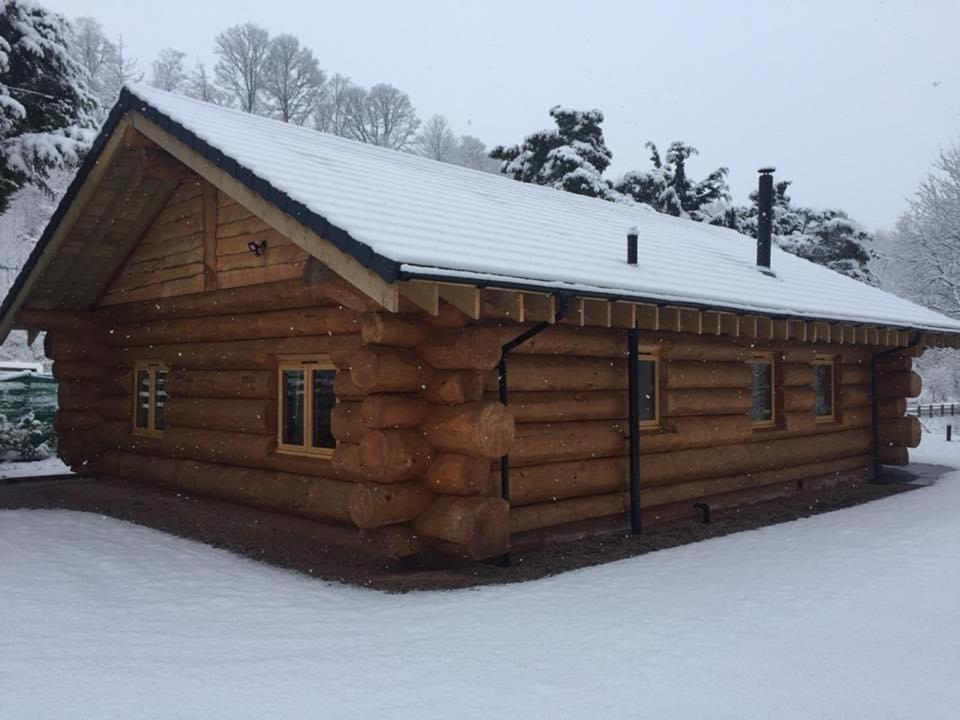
[348,481,434,529]
[424,454,493,495]
[476,402,516,458]
[358,429,433,482]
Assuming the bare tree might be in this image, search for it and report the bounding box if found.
[455,134,499,172]
[261,34,325,124]
[184,60,229,106]
[70,17,115,104]
[890,143,960,318]
[343,83,420,150]
[69,19,140,115]
[414,114,457,161]
[214,23,270,113]
[150,48,187,92]
[313,73,354,136]
[100,36,141,107]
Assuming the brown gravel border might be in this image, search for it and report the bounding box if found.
[0,473,928,592]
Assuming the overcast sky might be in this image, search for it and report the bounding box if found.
[51,0,960,230]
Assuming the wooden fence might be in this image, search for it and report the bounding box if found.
[908,403,958,418]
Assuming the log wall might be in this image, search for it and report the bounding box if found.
[473,319,922,538]
[45,171,926,560]
[99,173,309,306]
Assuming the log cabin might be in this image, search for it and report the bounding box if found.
[2,85,959,561]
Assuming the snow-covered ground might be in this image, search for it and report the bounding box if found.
[919,414,960,440]
[0,457,71,479]
[1,440,959,719]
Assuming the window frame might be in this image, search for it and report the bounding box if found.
[132,360,168,437]
[636,347,661,431]
[276,355,337,458]
[812,357,837,423]
[747,352,777,429]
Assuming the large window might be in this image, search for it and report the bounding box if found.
[636,350,660,428]
[133,361,167,435]
[278,357,336,456]
[747,354,775,427]
[813,358,836,421]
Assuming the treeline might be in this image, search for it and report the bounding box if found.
[70,18,498,172]
[0,1,875,288]
[491,106,875,283]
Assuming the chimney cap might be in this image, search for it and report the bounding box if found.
[758,166,776,175]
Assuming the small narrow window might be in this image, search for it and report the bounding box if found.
[747,354,775,427]
[813,359,835,421]
[133,361,168,435]
[278,357,336,456]
[636,350,660,428]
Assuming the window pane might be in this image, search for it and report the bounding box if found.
[814,364,833,417]
[637,359,656,422]
[136,370,150,428]
[750,362,773,422]
[311,369,336,449]
[153,371,167,430]
[282,369,305,445]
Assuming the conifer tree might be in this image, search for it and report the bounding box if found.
[616,141,730,220]
[490,106,618,199]
[723,179,875,283]
[0,0,98,213]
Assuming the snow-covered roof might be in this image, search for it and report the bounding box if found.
[9,84,960,336]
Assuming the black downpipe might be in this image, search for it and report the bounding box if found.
[870,332,926,481]
[692,502,712,524]
[627,329,642,534]
[497,295,570,565]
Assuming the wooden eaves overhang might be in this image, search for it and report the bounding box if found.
[1,86,958,353]
[392,278,960,350]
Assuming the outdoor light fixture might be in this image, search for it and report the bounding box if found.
[248,239,267,256]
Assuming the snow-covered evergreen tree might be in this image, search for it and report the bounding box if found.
[722,179,875,283]
[0,0,98,214]
[490,106,618,199]
[615,141,730,220]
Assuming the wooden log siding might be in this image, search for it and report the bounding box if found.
[41,157,934,557]
[474,317,881,536]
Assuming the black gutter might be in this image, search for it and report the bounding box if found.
[498,295,570,565]
[627,328,642,533]
[0,87,400,327]
[870,331,926,481]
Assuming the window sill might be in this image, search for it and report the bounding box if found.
[132,429,164,439]
[750,420,778,431]
[274,447,335,460]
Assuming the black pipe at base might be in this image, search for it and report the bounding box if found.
[496,296,570,567]
[627,329,642,534]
